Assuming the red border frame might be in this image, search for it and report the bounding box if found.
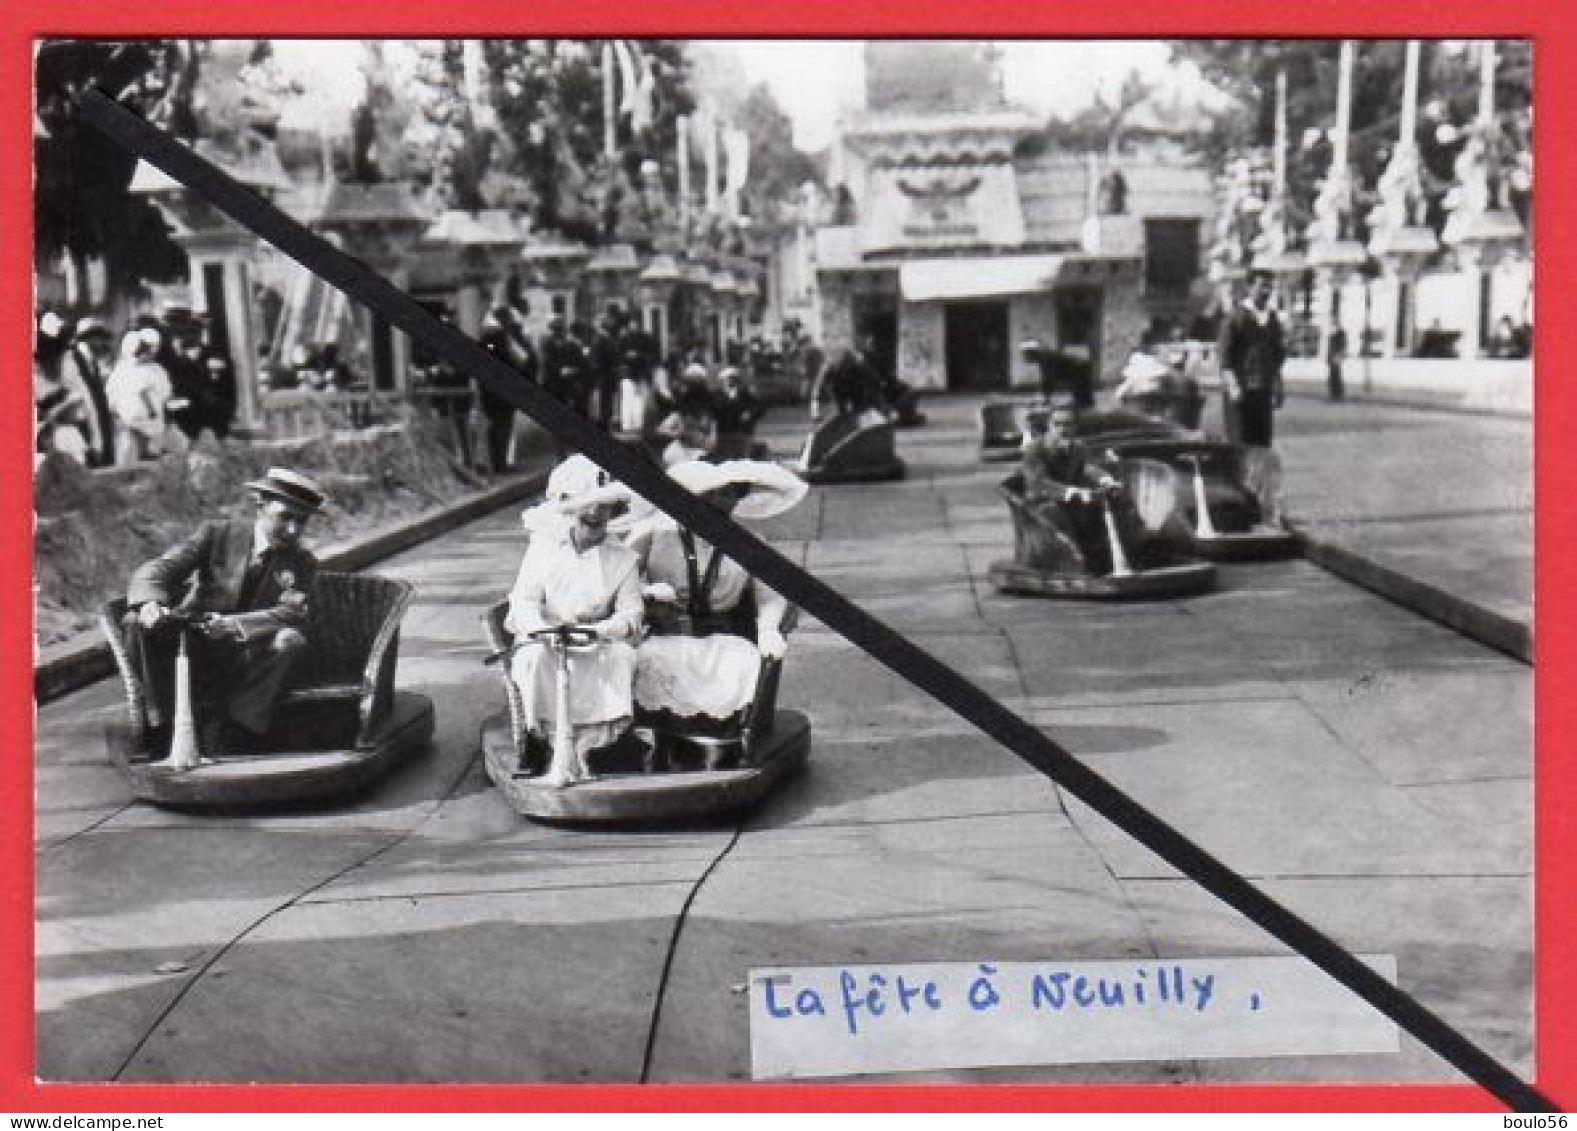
[6,0,1570,1114]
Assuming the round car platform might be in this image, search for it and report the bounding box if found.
[1189,527,1301,560]
[107,691,435,809]
[800,459,906,485]
[988,559,1217,599]
[481,709,811,825]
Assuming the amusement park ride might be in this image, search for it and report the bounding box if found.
[479,600,811,826]
[99,574,434,808]
[979,346,1296,600]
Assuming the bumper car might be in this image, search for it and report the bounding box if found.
[988,462,1216,599]
[479,599,810,826]
[794,407,905,484]
[1101,436,1297,560]
[980,400,1177,462]
[1008,401,1296,561]
[98,573,434,808]
[978,399,1030,462]
[886,380,927,428]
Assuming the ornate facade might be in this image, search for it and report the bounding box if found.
[812,43,1215,393]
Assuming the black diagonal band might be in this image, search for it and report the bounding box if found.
[76,88,1555,1113]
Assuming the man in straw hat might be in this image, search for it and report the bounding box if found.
[505,455,646,785]
[124,467,327,755]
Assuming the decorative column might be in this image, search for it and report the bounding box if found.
[315,181,428,392]
[1306,41,1370,362]
[677,114,691,235]
[519,238,592,333]
[131,140,294,437]
[1081,151,1102,254]
[1366,40,1439,359]
[421,209,529,336]
[1208,145,1271,318]
[1254,71,1309,330]
[638,253,681,357]
[602,42,618,161]
[1442,40,1527,358]
[584,242,642,326]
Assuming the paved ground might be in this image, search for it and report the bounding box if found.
[33,392,1532,1089]
[1191,387,1532,656]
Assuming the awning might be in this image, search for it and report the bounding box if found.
[899,255,1065,302]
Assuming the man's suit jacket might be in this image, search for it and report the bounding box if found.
[1220,306,1287,392]
[127,519,317,642]
[1022,439,1114,503]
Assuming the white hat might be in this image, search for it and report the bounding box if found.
[668,459,809,521]
[1121,352,1173,382]
[544,455,633,514]
[120,329,161,360]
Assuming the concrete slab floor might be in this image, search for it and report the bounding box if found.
[34,392,1533,1092]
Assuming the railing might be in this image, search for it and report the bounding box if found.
[256,391,390,441]
[255,389,492,440]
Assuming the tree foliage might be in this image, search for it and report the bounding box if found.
[1031,70,1166,156]
[34,40,191,301]
[1170,39,1533,244]
[36,39,323,303]
[395,39,699,243]
[731,83,822,228]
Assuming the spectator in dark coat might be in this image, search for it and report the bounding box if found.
[1219,270,1287,448]
[477,303,536,474]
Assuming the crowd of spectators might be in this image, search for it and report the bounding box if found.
[34,304,236,468]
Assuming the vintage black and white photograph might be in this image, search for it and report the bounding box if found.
[32,36,1534,1092]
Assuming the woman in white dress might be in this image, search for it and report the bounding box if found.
[627,460,808,734]
[506,456,644,786]
[104,329,173,464]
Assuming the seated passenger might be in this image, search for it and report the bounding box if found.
[809,333,887,420]
[1115,346,1202,429]
[1019,401,1146,576]
[712,366,763,459]
[505,456,644,785]
[656,363,718,466]
[628,460,808,751]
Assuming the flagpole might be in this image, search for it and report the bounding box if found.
[678,114,691,230]
[602,42,616,160]
[704,112,719,214]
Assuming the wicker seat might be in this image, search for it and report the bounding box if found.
[482,596,795,774]
[101,571,415,754]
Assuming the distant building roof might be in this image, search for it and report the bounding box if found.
[316,182,426,227]
[421,208,528,247]
[841,108,1042,149]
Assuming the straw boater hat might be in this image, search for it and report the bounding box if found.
[246,467,327,514]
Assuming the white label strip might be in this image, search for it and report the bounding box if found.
[748,956,1399,1080]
